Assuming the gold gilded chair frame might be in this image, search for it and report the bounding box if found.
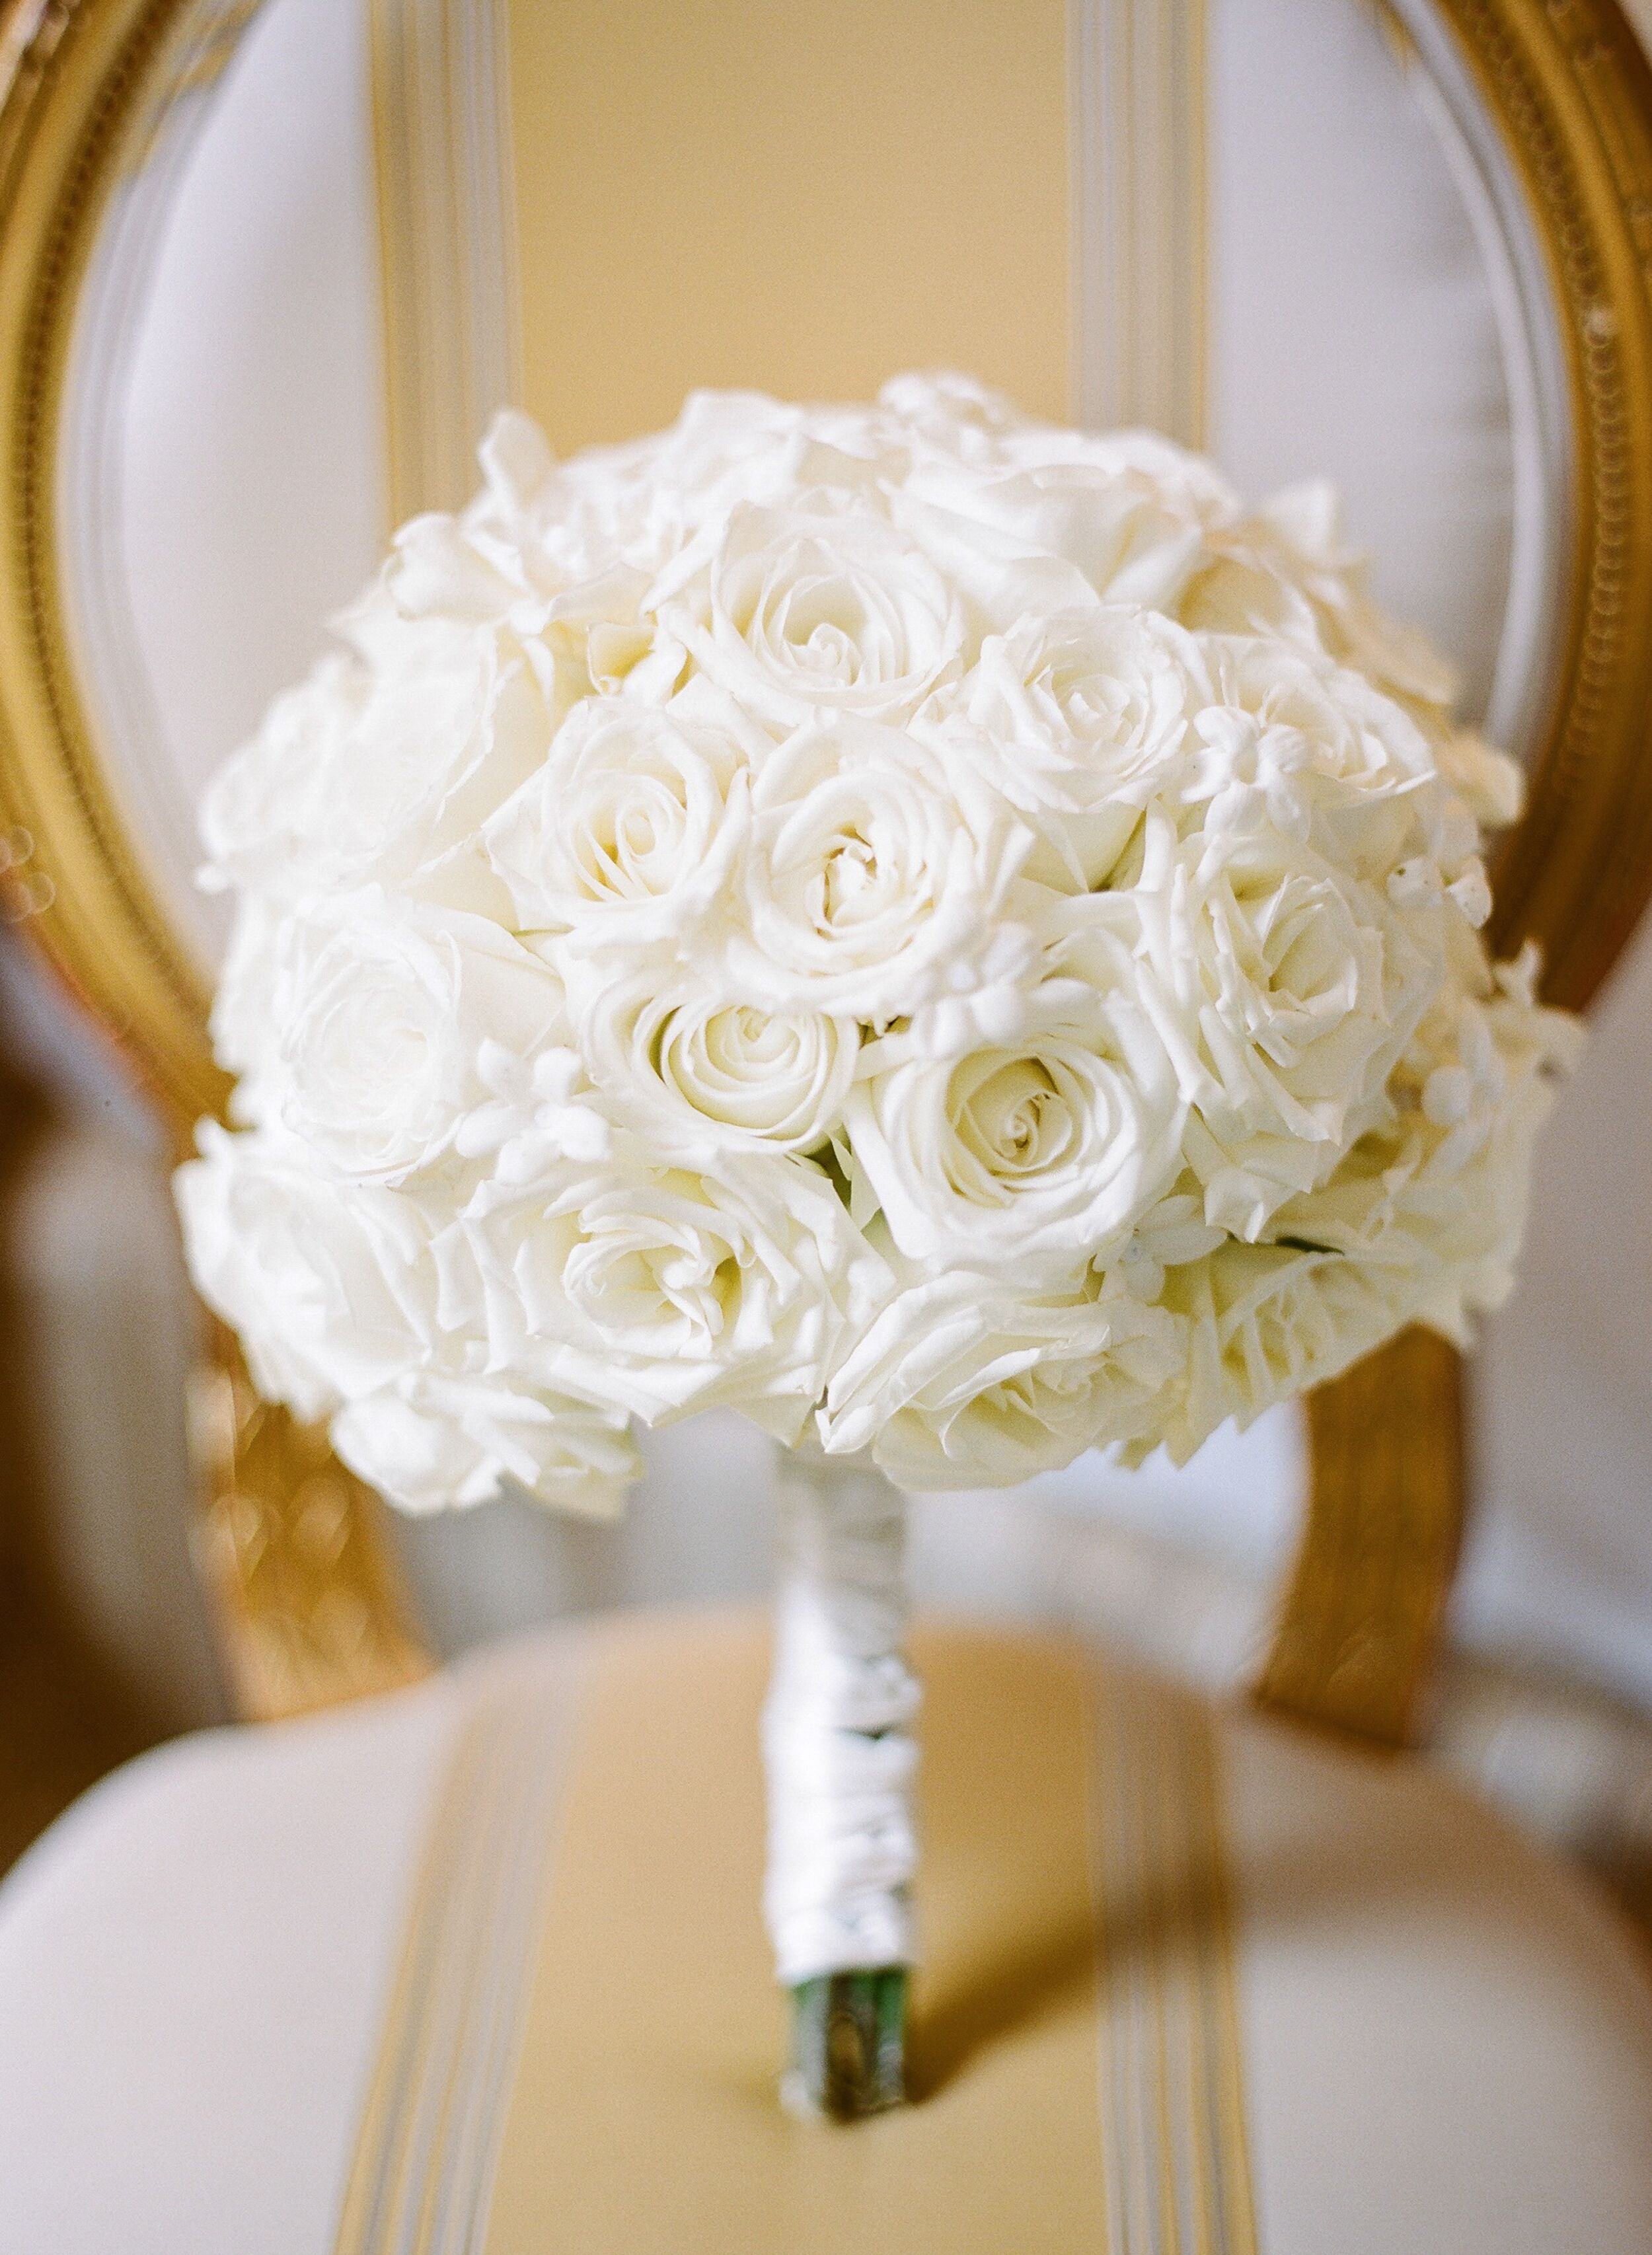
[1262,0,1652,1743]
[0,0,1646,1734]
[0,0,427,1720]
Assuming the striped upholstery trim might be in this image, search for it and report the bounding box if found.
[332,1641,584,2255]
[334,1623,1256,2252]
[1070,0,1209,445]
[369,0,521,523]
[1094,1664,1258,2254]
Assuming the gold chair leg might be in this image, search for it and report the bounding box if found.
[188,1332,432,1723]
[1254,1327,1465,1750]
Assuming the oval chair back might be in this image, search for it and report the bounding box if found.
[0,0,1648,1734]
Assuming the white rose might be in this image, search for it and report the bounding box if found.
[390,435,672,696]
[660,502,965,727]
[1177,540,1324,650]
[992,424,1239,517]
[1138,1109,1528,1471]
[1371,1051,1559,1334]
[385,502,675,723]
[270,893,565,1183]
[381,507,550,628]
[1178,484,1353,648]
[483,684,760,946]
[895,455,1218,629]
[732,716,1031,1021]
[936,604,1207,887]
[527,392,884,585]
[466,408,556,533]
[460,1150,889,1438]
[1265,480,1462,708]
[209,893,286,1111]
[1139,955,1580,1465]
[1180,483,1460,716]
[174,1124,452,1421]
[876,369,1025,449]
[607,389,808,541]
[184,386,1578,1517]
[332,1370,639,1516]
[1183,636,1437,865]
[1129,816,1436,1236]
[513,443,672,583]
[459,410,688,621]
[568,965,858,1159]
[198,649,362,897]
[819,1260,1183,1487]
[1185,642,1491,929]
[1262,952,1581,1318]
[645,392,924,563]
[1434,728,1524,832]
[1141,1238,1399,1465]
[845,940,1185,1268]
[200,614,556,916]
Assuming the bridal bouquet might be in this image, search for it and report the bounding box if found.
[178,374,1575,1519]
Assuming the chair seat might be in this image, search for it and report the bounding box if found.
[2,1611,1651,2255]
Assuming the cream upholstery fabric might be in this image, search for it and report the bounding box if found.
[0,1677,455,2255]
[3,1615,1651,2254]
[1230,1714,1652,2255]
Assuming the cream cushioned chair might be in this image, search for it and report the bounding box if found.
[3,0,1652,2247]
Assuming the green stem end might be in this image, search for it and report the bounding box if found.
[784,1968,909,2121]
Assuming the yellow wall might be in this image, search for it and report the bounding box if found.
[504,0,1070,456]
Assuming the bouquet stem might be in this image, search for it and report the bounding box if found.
[763,1441,918,2118]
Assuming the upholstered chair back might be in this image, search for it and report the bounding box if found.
[0,0,1649,1734]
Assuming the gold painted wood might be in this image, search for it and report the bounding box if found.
[0,0,432,1719]
[0,0,223,1128]
[1260,0,1652,1748]
[188,1335,428,1722]
[1257,1329,1466,1746]
[1464,0,1652,1010]
[188,1323,429,1722]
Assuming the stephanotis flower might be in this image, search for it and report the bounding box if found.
[453,1040,613,1181]
[178,375,1575,1512]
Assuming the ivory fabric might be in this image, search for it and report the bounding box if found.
[4,1613,1652,2254]
[0,1674,459,2255]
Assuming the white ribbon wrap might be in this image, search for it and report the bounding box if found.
[762,1442,919,1989]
